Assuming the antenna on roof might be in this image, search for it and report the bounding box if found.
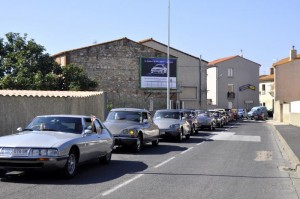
[240,49,243,57]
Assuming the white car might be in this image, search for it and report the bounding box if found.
[153,109,191,142]
[0,115,114,178]
[150,64,167,75]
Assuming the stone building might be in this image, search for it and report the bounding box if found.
[52,38,177,112]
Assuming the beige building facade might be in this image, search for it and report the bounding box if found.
[273,46,300,125]
[259,68,274,111]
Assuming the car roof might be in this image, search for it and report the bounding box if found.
[155,109,183,113]
[110,108,149,113]
[36,114,91,118]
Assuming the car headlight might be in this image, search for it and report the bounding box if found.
[169,124,180,129]
[30,148,59,157]
[120,129,136,135]
[0,147,13,156]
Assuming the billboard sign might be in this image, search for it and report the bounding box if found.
[140,57,177,89]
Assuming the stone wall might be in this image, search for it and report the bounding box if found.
[58,38,172,110]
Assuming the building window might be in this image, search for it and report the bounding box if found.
[228,68,233,77]
[228,84,234,92]
[262,84,266,95]
[227,84,235,99]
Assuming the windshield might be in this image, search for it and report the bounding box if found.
[154,111,181,120]
[106,111,141,122]
[26,116,83,133]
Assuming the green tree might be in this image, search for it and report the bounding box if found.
[0,32,97,91]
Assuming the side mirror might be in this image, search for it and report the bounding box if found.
[181,117,186,120]
[83,129,92,136]
[143,119,148,123]
[17,127,23,132]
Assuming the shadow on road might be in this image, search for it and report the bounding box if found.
[0,159,148,185]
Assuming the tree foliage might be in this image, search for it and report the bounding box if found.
[0,32,98,91]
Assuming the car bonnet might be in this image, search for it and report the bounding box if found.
[0,131,78,148]
[154,118,182,129]
[103,121,140,135]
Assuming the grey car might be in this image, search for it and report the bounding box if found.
[0,115,114,178]
[103,108,160,153]
[153,109,191,142]
[193,112,216,132]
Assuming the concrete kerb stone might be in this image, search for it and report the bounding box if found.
[268,120,300,173]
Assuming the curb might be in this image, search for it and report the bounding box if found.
[269,121,300,173]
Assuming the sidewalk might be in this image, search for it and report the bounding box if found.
[268,120,300,171]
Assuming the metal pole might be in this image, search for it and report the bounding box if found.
[167,0,170,109]
[199,55,202,107]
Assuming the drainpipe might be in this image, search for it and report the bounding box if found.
[199,55,202,108]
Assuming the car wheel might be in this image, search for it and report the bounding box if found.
[0,169,7,177]
[177,131,183,142]
[152,138,159,146]
[185,131,190,139]
[99,151,112,164]
[193,124,198,133]
[132,134,143,153]
[63,149,78,178]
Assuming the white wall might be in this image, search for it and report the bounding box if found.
[207,67,217,105]
[291,101,300,113]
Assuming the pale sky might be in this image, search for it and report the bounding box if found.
[1,0,299,75]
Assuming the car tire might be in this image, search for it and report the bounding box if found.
[132,134,143,153]
[152,138,159,146]
[185,132,190,139]
[193,125,198,134]
[99,151,112,164]
[63,149,78,178]
[177,131,183,142]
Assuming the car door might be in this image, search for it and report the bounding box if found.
[141,112,159,142]
[80,118,108,161]
[181,112,191,134]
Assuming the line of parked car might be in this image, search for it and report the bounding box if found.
[0,106,269,178]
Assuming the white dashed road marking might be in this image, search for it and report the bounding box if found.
[154,157,176,168]
[100,140,204,196]
[180,147,194,154]
[210,132,261,142]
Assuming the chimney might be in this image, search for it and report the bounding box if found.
[290,46,297,61]
[270,67,274,75]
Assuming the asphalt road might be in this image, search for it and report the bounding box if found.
[1,120,299,199]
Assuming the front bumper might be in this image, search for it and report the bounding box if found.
[114,136,138,146]
[159,129,181,138]
[194,122,211,129]
[0,156,68,171]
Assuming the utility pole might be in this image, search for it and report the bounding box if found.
[167,0,171,109]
